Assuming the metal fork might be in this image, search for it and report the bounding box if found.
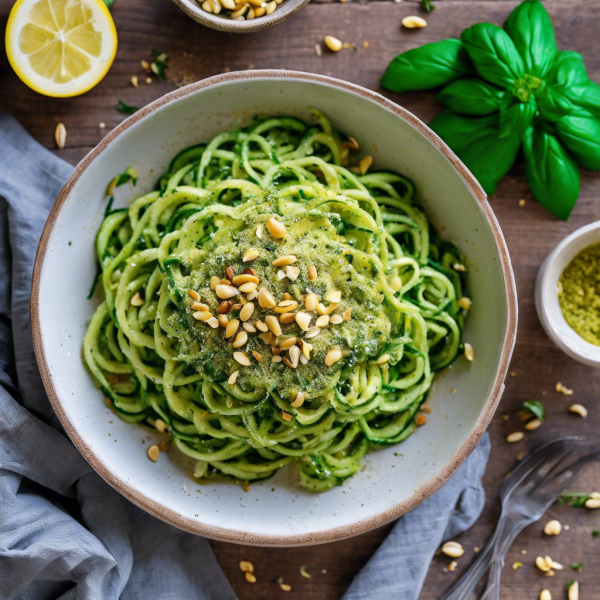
[441,437,600,600]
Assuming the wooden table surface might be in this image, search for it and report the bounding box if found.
[2,0,600,597]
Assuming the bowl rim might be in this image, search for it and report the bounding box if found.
[171,0,310,32]
[535,220,600,367]
[31,70,518,547]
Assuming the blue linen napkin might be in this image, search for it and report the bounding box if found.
[0,111,491,600]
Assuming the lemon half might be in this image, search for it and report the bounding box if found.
[6,0,117,97]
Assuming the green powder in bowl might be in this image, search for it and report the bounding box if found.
[559,242,600,346]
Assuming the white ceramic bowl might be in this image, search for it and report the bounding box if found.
[536,221,600,367]
[31,71,517,546]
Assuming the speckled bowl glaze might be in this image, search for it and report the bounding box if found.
[31,71,517,547]
[171,0,310,32]
[536,221,600,368]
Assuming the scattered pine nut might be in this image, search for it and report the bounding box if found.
[402,15,427,28]
[540,591,551,600]
[415,414,427,426]
[315,43,322,57]
[289,345,301,368]
[226,319,240,339]
[131,75,138,87]
[556,382,573,395]
[585,498,600,509]
[239,560,254,573]
[525,418,542,431]
[232,331,248,348]
[391,277,402,292]
[242,248,260,262]
[280,312,295,324]
[240,302,255,322]
[131,291,144,306]
[358,155,373,175]
[453,263,466,272]
[244,572,256,583]
[273,255,297,266]
[306,326,321,339]
[568,580,579,600]
[206,317,219,328]
[234,352,251,366]
[147,444,160,462]
[316,315,330,328]
[330,314,343,325]
[252,350,263,362]
[155,418,167,432]
[280,583,292,592]
[266,217,286,238]
[291,392,305,408]
[519,199,526,207]
[506,431,524,443]
[265,315,282,336]
[441,541,464,558]
[296,312,311,331]
[282,411,292,422]
[325,349,342,366]
[258,287,276,309]
[287,265,300,280]
[343,308,352,322]
[464,343,475,361]
[243,321,257,332]
[308,265,317,281]
[458,297,471,310]
[569,403,588,417]
[448,561,457,572]
[543,520,562,536]
[54,122,67,149]
[279,337,298,351]
[228,370,240,385]
[324,36,343,52]
[512,562,522,570]
[193,311,212,322]
[210,276,221,291]
[189,289,200,301]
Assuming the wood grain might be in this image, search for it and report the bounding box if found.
[1,0,600,598]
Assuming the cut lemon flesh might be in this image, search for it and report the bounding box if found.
[6,0,117,97]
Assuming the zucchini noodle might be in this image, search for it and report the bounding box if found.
[83,109,467,492]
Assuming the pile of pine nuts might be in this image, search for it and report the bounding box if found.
[198,0,284,21]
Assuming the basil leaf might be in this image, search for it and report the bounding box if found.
[556,115,600,170]
[381,39,474,93]
[522,399,545,422]
[436,79,505,116]
[429,110,521,195]
[522,127,580,221]
[102,0,114,7]
[117,100,140,115]
[461,23,525,89]
[547,51,589,87]
[504,0,557,78]
[499,97,536,138]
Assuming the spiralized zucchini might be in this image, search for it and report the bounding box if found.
[83,110,467,492]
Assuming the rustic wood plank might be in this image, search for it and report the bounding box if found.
[1,0,600,598]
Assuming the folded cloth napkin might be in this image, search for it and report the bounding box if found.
[0,112,491,600]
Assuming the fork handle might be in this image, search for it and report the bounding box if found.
[438,526,501,600]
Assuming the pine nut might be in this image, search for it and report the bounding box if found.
[217,301,230,314]
[273,255,297,266]
[239,560,254,573]
[210,276,220,291]
[266,217,286,238]
[372,354,390,365]
[291,392,305,408]
[464,343,475,361]
[232,274,259,286]
[441,541,464,558]
[585,498,600,509]
[324,35,342,52]
[286,265,300,280]
[536,556,551,572]
[238,282,256,294]
[216,284,237,299]
[131,292,144,306]
[147,444,160,462]
[543,520,562,536]
[569,404,588,417]
[316,315,330,328]
[305,294,319,311]
[306,326,321,339]
[256,321,269,332]
[317,302,339,316]
[265,315,282,336]
[325,349,342,366]
[246,6,255,19]
[540,591,551,600]
[232,331,248,348]
[252,350,263,362]
[193,311,212,321]
[279,337,298,351]
[402,15,427,28]
[240,302,255,322]
[326,291,342,303]
[265,0,275,14]
[281,411,292,421]
[271,345,281,356]
[206,317,219,328]
[217,314,229,327]
[234,352,251,366]
[391,277,402,292]
[458,297,471,310]
[226,319,240,338]
[242,248,259,262]
[506,432,524,443]
[289,345,301,368]
[274,301,298,313]
[221,0,236,7]
[568,580,579,600]
[188,289,200,301]
[230,303,242,312]
[308,265,317,281]
[272,355,283,363]
[55,123,66,149]
[448,561,457,572]
[343,308,352,321]
[258,287,276,308]
[243,267,258,277]
[284,293,293,300]
[259,332,273,344]
[231,3,248,17]
[229,370,240,385]
[192,301,209,311]
[358,155,373,175]
[525,418,542,430]
[256,225,264,239]
[247,288,258,300]
[296,311,311,331]
[243,322,257,333]
[280,583,292,592]
[279,312,295,324]
[244,571,256,583]
[330,314,343,325]
[277,270,287,281]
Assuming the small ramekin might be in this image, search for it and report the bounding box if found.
[535,220,600,368]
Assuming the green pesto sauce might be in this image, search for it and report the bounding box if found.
[169,189,394,402]
[559,241,600,346]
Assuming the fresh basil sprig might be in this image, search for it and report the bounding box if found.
[382,0,600,220]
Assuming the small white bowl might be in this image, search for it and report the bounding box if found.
[536,221,600,368]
